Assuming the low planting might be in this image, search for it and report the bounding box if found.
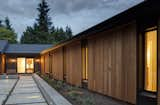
[39,73,95,105]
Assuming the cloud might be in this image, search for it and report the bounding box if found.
[0,0,144,41]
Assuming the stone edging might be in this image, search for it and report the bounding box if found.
[33,74,72,105]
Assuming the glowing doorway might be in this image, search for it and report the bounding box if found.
[17,58,26,73]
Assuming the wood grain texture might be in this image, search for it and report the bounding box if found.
[157,18,160,105]
[88,22,137,104]
[44,54,49,74]
[51,48,64,80]
[65,42,82,86]
[41,22,137,104]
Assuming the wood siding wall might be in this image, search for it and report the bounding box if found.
[158,18,160,105]
[41,22,137,104]
[51,48,64,80]
[1,54,5,74]
[65,42,82,86]
[44,54,49,74]
[41,54,49,74]
[0,55,2,74]
[88,22,137,104]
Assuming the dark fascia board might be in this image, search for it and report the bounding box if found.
[41,0,159,54]
[5,53,40,58]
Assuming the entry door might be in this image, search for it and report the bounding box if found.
[17,58,26,73]
[26,58,34,73]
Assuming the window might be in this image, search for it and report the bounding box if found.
[145,29,157,92]
[82,40,88,81]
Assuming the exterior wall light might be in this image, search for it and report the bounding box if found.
[35,59,40,62]
[9,59,16,63]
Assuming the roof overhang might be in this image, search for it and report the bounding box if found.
[41,0,160,54]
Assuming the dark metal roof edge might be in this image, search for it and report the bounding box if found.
[41,0,156,54]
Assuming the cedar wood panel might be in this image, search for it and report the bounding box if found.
[158,18,160,105]
[88,22,137,104]
[41,55,45,74]
[41,22,137,104]
[65,41,82,86]
[51,48,63,80]
[44,54,49,73]
[41,54,50,74]
[0,55,2,74]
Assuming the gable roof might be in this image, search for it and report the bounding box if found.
[0,40,8,53]
[5,44,52,54]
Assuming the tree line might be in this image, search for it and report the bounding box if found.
[0,0,73,44]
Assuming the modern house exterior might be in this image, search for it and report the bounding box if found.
[0,0,159,105]
[39,1,160,105]
[0,40,52,74]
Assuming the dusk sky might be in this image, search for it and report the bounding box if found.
[0,0,144,40]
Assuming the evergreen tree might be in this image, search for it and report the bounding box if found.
[65,26,72,39]
[0,17,17,43]
[0,27,17,43]
[36,0,52,32]
[20,0,73,44]
[4,17,12,31]
[0,20,3,27]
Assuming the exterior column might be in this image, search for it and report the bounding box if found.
[1,54,6,74]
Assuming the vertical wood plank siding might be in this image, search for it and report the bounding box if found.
[88,22,137,104]
[51,48,64,80]
[41,22,137,104]
[158,18,160,105]
[0,55,2,74]
[65,41,82,86]
[41,55,45,74]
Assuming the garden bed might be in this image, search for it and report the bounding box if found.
[38,73,130,105]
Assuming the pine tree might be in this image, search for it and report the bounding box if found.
[65,26,72,39]
[36,0,52,32]
[0,19,3,27]
[4,17,12,31]
[20,0,73,44]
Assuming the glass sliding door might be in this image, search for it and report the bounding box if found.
[145,29,157,92]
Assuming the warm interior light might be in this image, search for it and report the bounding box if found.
[35,59,40,62]
[9,59,16,63]
[26,58,34,73]
[82,43,88,80]
[145,30,157,92]
[17,58,26,73]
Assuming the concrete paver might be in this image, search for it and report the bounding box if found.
[5,75,48,105]
[0,95,7,104]
[6,93,46,104]
[20,103,48,105]
[0,79,17,105]
[13,87,40,94]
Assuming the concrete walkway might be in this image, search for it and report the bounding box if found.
[5,76,48,105]
[0,79,17,104]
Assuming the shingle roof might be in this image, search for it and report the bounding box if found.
[5,44,52,54]
[0,40,8,53]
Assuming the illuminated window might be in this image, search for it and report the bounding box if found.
[82,41,88,81]
[145,29,157,92]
